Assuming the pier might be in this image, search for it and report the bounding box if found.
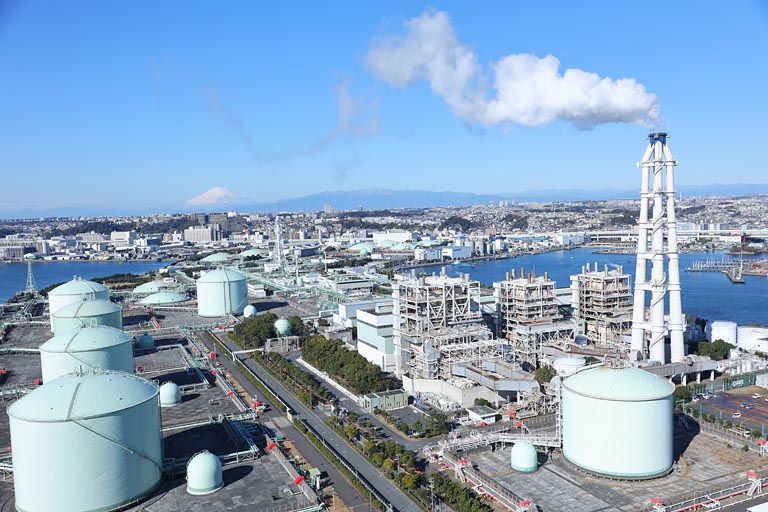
[686,257,738,272]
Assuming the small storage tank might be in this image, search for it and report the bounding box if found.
[561,365,674,479]
[710,320,738,345]
[137,333,155,349]
[138,291,189,306]
[243,304,257,318]
[8,371,162,512]
[48,277,110,327]
[132,280,168,295]
[51,298,123,334]
[275,318,291,336]
[737,326,768,352]
[186,450,224,495]
[553,356,586,376]
[196,269,248,317]
[39,326,134,382]
[159,381,182,407]
[510,442,538,472]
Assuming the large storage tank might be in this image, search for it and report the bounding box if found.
[561,365,674,479]
[48,277,110,327]
[8,371,162,512]
[737,326,768,352]
[710,320,738,345]
[196,269,248,317]
[39,326,134,382]
[51,298,123,334]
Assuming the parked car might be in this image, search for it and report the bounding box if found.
[752,393,763,399]
[733,412,742,418]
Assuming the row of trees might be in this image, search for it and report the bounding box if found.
[301,337,400,395]
[696,339,735,360]
[431,473,493,512]
[259,352,333,406]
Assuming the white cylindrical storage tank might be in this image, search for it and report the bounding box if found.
[186,450,224,495]
[39,326,134,382]
[553,356,586,376]
[510,442,538,472]
[710,320,738,345]
[159,381,182,407]
[48,277,110,327]
[561,365,674,479]
[138,291,189,306]
[51,298,123,334]
[196,269,248,317]
[8,371,162,512]
[243,304,257,318]
[737,326,768,352]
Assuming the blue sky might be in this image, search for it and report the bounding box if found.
[1,1,766,215]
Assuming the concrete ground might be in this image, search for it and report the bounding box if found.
[467,423,768,512]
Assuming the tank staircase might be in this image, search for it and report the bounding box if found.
[0,452,13,480]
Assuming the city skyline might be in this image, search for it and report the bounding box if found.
[1,1,766,216]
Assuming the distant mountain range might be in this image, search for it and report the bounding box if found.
[3,184,768,219]
[235,183,768,213]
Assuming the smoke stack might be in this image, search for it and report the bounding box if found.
[544,271,549,281]
[506,272,510,280]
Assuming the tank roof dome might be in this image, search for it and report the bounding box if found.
[49,277,108,297]
[40,326,132,354]
[8,371,158,422]
[201,252,232,263]
[197,269,246,283]
[133,281,168,294]
[274,318,291,335]
[52,298,121,318]
[243,305,257,317]
[562,365,674,401]
[510,442,538,472]
[137,333,154,349]
[186,451,223,495]
[138,291,189,305]
[159,382,182,407]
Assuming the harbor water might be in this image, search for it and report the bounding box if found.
[0,261,169,302]
[418,248,768,327]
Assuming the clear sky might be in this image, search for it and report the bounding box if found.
[1,1,766,215]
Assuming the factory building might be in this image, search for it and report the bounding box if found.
[570,262,633,346]
[494,268,574,365]
[356,302,396,372]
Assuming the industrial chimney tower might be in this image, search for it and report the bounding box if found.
[630,133,685,363]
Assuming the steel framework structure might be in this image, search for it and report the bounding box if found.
[570,262,633,345]
[630,132,685,363]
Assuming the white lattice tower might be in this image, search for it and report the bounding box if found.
[24,256,37,294]
[630,133,685,363]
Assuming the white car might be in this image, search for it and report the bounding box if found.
[733,412,742,418]
[752,393,762,399]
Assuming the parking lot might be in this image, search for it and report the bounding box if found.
[689,386,768,432]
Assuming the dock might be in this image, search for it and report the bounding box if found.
[723,267,745,283]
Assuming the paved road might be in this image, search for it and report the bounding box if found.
[200,332,421,512]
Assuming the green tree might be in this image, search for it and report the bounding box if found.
[473,398,493,407]
[534,365,557,384]
[232,313,278,348]
[697,339,736,360]
[672,385,692,402]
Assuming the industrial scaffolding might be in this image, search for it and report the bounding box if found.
[406,325,500,380]
[510,321,576,365]
[494,269,560,340]
[394,274,482,333]
[570,262,633,346]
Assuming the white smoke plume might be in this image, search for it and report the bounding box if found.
[365,11,661,130]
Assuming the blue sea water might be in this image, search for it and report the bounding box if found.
[0,260,170,302]
[418,248,768,327]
